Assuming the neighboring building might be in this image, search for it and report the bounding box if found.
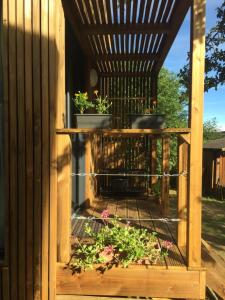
[203,138,225,199]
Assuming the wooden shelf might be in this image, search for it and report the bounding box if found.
[56,128,191,135]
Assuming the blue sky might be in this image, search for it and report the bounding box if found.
[164,0,225,130]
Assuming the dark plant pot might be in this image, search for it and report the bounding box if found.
[111,178,129,192]
[73,114,112,129]
[128,114,165,129]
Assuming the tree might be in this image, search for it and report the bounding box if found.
[203,118,225,143]
[157,68,187,128]
[156,68,187,171]
[179,1,225,93]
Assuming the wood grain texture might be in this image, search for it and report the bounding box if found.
[56,263,203,299]
[33,1,42,298]
[161,137,170,216]
[24,0,34,298]
[0,267,10,300]
[8,0,18,298]
[56,128,191,135]
[41,0,50,298]
[188,0,206,268]
[49,0,57,299]
[2,0,63,299]
[56,0,71,263]
[17,0,26,299]
[57,297,158,300]
[177,139,188,248]
[2,0,9,268]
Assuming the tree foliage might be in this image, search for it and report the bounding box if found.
[203,118,225,143]
[179,1,225,93]
[156,68,187,171]
[155,69,224,171]
[157,68,187,128]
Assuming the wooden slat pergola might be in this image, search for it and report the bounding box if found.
[0,0,206,299]
[63,0,190,77]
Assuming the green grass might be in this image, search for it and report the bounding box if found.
[202,197,225,259]
[169,191,225,259]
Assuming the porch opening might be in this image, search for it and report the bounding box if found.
[56,0,205,298]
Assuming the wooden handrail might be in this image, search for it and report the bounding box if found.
[56,128,191,135]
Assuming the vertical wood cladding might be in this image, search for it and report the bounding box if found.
[2,0,65,299]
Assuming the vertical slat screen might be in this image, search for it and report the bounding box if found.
[98,75,152,194]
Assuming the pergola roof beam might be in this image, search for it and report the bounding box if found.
[100,72,152,78]
[83,24,172,35]
[95,54,160,62]
[61,0,92,57]
[153,1,192,74]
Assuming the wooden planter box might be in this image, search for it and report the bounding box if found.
[128,114,165,129]
[73,114,112,128]
[56,263,205,299]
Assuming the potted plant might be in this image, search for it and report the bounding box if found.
[73,91,112,128]
[93,90,112,128]
[68,209,172,273]
[73,91,95,128]
[128,106,165,129]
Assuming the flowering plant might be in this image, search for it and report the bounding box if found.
[73,91,94,114]
[94,90,112,114]
[69,210,172,272]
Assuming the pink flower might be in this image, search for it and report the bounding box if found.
[99,245,114,262]
[161,240,173,250]
[101,209,110,219]
[103,245,114,255]
[137,259,143,265]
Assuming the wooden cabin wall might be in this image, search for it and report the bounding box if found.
[1,0,68,299]
[203,149,225,197]
[202,150,217,195]
[219,152,225,186]
[0,0,6,260]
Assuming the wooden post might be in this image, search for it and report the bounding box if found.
[49,0,57,299]
[150,74,158,186]
[24,1,34,298]
[188,0,206,268]
[85,134,95,206]
[56,0,72,265]
[177,138,188,248]
[41,0,50,297]
[161,137,170,216]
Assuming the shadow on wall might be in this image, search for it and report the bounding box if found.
[1,1,64,297]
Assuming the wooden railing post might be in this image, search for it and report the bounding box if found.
[177,138,188,248]
[150,73,158,187]
[85,134,95,206]
[151,138,158,185]
[161,137,170,216]
[188,0,206,268]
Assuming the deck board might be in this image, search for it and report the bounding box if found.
[71,197,186,268]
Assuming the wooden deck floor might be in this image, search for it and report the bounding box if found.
[71,197,186,269]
